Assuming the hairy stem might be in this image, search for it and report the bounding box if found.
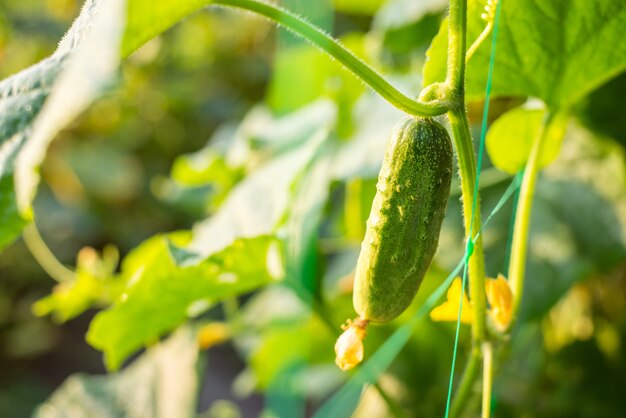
[446,0,468,94]
[213,0,450,116]
[445,0,489,416]
[508,112,554,322]
[447,108,487,343]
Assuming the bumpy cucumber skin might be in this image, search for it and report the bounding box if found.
[353,117,453,323]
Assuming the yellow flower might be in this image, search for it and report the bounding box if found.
[198,322,231,349]
[334,318,368,371]
[486,274,513,332]
[430,278,472,325]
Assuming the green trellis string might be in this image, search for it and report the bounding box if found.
[444,0,504,417]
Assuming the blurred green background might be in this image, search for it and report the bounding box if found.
[1,0,626,417]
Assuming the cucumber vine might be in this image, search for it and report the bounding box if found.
[210,0,501,416]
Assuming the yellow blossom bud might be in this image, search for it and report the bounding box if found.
[334,318,368,371]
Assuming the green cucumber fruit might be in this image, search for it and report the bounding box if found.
[353,117,453,323]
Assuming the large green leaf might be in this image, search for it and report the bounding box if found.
[87,234,280,370]
[33,327,200,418]
[424,0,626,109]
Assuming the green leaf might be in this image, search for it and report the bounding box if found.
[0,176,26,251]
[86,234,281,370]
[486,107,567,174]
[239,288,338,392]
[122,0,213,58]
[424,0,626,109]
[33,327,201,418]
[185,128,329,259]
[32,246,121,322]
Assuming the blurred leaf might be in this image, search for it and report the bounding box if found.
[379,14,443,57]
[267,45,329,114]
[373,0,446,30]
[167,148,243,211]
[486,107,567,174]
[122,0,212,57]
[521,179,626,320]
[0,175,26,250]
[267,35,366,129]
[34,327,201,418]
[342,178,377,242]
[185,126,329,260]
[158,99,335,217]
[331,91,405,180]
[333,0,385,15]
[232,100,337,165]
[172,150,240,188]
[424,0,626,109]
[248,317,337,390]
[33,246,121,322]
[86,234,280,370]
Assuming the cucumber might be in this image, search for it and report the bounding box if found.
[353,117,453,323]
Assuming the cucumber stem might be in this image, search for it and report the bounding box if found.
[447,108,487,343]
[213,0,451,117]
[446,0,487,342]
[445,0,489,415]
